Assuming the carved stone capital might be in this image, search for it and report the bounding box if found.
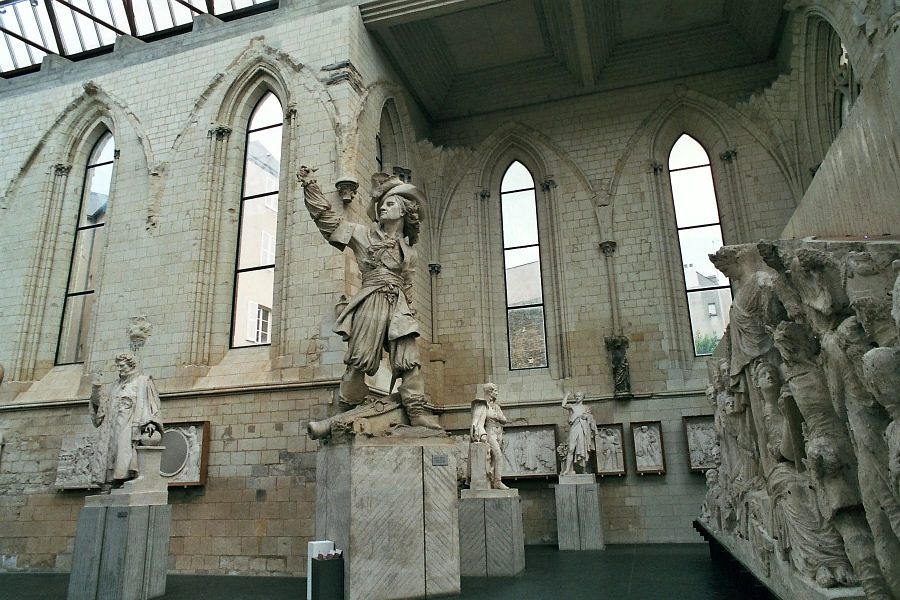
[54,163,72,175]
[604,335,629,352]
[428,263,442,275]
[392,166,412,183]
[650,161,664,174]
[479,189,491,201]
[540,177,557,192]
[719,149,737,163]
[208,125,232,140]
[335,178,359,204]
[599,241,617,257]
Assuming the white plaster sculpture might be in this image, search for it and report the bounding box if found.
[299,167,440,431]
[469,383,509,490]
[595,427,624,474]
[561,392,597,474]
[634,425,663,470]
[697,240,900,600]
[90,352,163,491]
[500,428,558,477]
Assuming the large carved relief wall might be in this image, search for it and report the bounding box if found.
[699,239,900,599]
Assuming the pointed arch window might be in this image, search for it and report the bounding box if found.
[56,131,115,364]
[668,134,732,356]
[501,161,548,369]
[231,92,282,347]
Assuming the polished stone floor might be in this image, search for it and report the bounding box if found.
[0,544,752,599]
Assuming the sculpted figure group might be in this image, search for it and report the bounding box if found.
[701,241,900,599]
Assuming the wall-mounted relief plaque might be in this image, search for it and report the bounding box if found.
[160,421,210,486]
[54,421,210,490]
[631,420,666,475]
[499,425,559,478]
[683,414,717,472]
[594,423,626,477]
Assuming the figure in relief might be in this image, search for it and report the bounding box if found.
[634,425,662,470]
[89,353,163,490]
[596,427,623,473]
[299,167,439,429]
[561,392,597,474]
[470,383,509,489]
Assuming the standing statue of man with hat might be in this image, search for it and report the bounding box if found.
[298,166,441,430]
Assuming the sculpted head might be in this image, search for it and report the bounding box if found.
[574,392,585,403]
[369,174,423,245]
[754,362,780,394]
[115,353,137,379]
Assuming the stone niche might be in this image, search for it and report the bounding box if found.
[315,435,460,600]
[698,239,900,600]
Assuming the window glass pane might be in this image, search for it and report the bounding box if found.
[501,161,534,193]
[668,134,709,170]
[81,163,113,226]
[688,288,732,355]
[68,226,106,293]
[505,246,542,306]
[90,133,115,165]
[670,166,719,228]
[679,225,728,291]
[243,126,282,197]
[58,292,94,364]
[238,196,279,269]
[249,93,283,130]
[508,306,548,369]
[501,190,538,248]
[233,270,275,347]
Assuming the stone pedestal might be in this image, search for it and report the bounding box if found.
[315,435,460,600]
[458,488,525,577]
[553,473,605,550]
[68,447,170,600]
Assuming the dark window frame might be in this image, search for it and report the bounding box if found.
[499,160,549,371]
[229,91,283,349]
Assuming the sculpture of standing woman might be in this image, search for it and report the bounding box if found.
[299,167,440,429]
[561,392,597,474]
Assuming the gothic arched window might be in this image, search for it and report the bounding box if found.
[500,160,548,369]
[231,91,282,347]
[668,134,732,356]
[56,131,115,364]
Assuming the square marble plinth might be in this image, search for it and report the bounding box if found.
[459,489,525,577]
[553,475,605,550]
[67,504,171,600]
[315,435,460,600]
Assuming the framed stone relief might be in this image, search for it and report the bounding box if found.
[683,415,717,472]
[54,421,210,490]
[631,420,666,475]
[55,434,103,490]
[499,425,559,478]
[160,421,210,486]
[594,423,626,477]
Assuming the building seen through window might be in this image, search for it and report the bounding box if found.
[56,131,115,364]
[500,160,548,369]
[232,91,282,347]
[668,134,732,356]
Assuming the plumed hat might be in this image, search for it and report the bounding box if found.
[367,172,426,223]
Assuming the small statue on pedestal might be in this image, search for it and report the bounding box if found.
[561,392,597,475]
[469,383,509,490]
[90,352,163,491]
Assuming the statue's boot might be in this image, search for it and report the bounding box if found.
[492,478,510,490]
[402,394,442,429]
[397,367,442,429]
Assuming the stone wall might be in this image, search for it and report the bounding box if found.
[0,0,897,578]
